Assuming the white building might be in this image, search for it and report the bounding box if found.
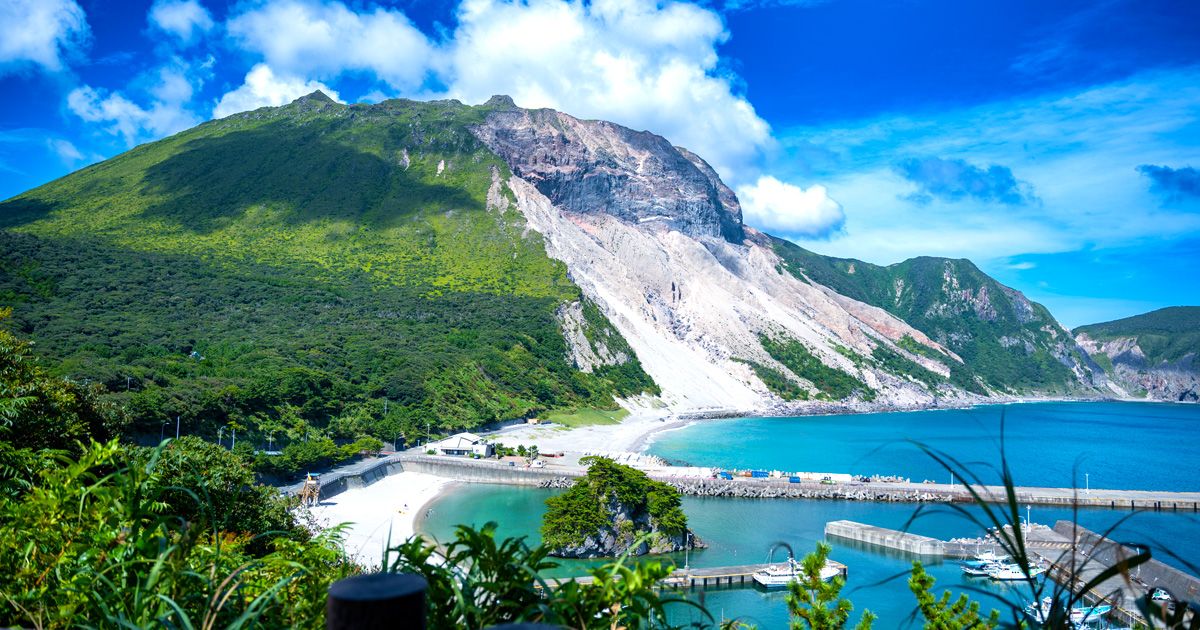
[432,432,493,457]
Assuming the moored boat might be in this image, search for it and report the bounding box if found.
[987,562,1045,581]
[752,556,841,588]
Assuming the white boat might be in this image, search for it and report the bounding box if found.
[752,556,840,589]
[972,549,1009,564]
[988,562,1045,581]
[961,562,1000,577]
[1024,597,1111,626]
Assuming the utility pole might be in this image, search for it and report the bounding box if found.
[175,416,180,439]
[218,426,224,447]
[684,532,691,570]
[1085,473,1090,494]
[231,426,236,450]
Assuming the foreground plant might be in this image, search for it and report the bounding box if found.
[384,522,710,629]
[786,542,875,630]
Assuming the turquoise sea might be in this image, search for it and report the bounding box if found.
[419,402,1200,628]
[648,402,1200,491]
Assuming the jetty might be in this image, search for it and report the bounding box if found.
[545,560,849,590]
[824,519,1199,627]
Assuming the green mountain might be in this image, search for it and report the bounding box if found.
[1073,307,1199,401]
[770,237,1096,394]
[0,93,654,442]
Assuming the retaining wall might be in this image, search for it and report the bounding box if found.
[824,520,946,556]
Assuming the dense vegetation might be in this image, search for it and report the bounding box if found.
[771,237,1084,394]
[759,334,873,401]
[542,457,688,553]
[0,94,653,462]
[1074,306,1200,365]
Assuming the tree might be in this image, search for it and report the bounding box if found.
[786,543,875,630]
[908,562,999,630]
[0,308,127,453]
[529,444,540,460]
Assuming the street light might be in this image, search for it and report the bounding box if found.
[160,422,169,442]
[684,532,692,570]
[1085,473,1090,494]
[1026,505,1032,531]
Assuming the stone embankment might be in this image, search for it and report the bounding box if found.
[537,475,947,502]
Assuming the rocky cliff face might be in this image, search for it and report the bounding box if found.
[468,97,1012,411]
[1075,333,1199,401]
[471,99,744,243]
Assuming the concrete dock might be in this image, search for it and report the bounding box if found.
[545,560,849,590]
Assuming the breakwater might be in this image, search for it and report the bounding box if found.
[394,456,1200,509]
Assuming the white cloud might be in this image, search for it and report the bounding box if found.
[47,138,83,164]
[736,175,844,236]
[442,0,771,183]
[226,0,433,90]
[0,0,89,73]
[67,62,205,146]
[220,0,773,184]
[779,69,1200,264]
[148,0,214,45]
[212,63,341,118]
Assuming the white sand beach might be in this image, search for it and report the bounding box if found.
[307,472,451,568]
[485,409,686,454]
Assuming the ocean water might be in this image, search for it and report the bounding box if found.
[420,484,1200,629]
[647,402,1200,491]
[416,402,1200,628]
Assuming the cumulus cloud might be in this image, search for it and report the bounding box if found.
[893,156,1037,205]
[213,63,341,118]
[148,0,214,45]
[67,61,206,146]
[218,0,771,183]
[0,0,89,74]
[443,0,770,182]
[226,0,432,90]
[736,175,844,237]
[1137,164,1200,202]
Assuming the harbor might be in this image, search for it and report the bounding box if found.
[825,519,1200,627]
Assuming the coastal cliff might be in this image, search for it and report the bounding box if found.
[1075,306,1200,401]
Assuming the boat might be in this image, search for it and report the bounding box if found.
[1024,597,1111,626]
[752,556,841,588]
[987,562,1045,581]
[960,562,1000,577]
[965,549,1009,566]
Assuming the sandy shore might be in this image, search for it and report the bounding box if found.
[485,409,685,453]
[307,471,451,568]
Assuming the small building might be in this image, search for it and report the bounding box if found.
[432,432,494,457]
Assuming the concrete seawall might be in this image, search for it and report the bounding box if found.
[288,454,1200,511]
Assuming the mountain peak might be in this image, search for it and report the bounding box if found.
[483,94,518,109]
[296,90,335,104]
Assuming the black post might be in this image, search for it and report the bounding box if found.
[327,573,427,630]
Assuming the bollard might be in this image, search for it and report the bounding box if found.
[326,573,428,630]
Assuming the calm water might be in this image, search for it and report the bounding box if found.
[417,402,1200,628]
[648,402,1200,491]
[421,484,1200,629]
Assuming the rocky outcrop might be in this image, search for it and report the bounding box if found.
[471,101,744,243]
[1075,333,1199,401]
[548,493,704,559]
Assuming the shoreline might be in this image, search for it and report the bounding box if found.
[307,471,454,568]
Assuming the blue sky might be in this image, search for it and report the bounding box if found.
[0,0,1197,327]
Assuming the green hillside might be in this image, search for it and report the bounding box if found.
[0,93,654,446]
[1074,306,1200,365]
[770,237,1085,393]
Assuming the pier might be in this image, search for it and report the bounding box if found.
[545,560,849,590]
[825,519,1199,628]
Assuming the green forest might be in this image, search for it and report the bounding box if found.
[0,94,654,475]
[770,237,1084,394]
